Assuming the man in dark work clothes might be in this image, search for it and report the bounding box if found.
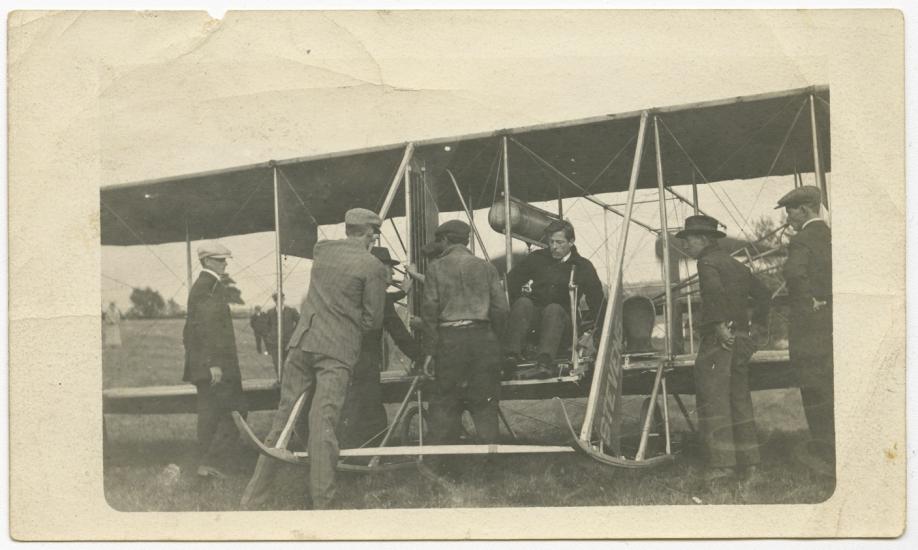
[678,215,770,487]
[338,247,422,448]
[421,220,509,445]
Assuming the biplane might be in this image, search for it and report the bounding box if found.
[101,85,830,469]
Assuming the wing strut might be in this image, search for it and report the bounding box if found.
[379,143,415,220]
[271,163,284,383]
[808,94,829,214]
[580,111,648,441]
[501,136,513,272]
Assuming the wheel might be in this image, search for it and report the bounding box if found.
[397,403,429,445]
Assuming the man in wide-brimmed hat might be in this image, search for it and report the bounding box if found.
[677,215,771,488]
[338,247,421,449]
[776,186,834,476]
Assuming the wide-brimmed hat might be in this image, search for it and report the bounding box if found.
[674,215,725,239]
[370,246,400,266]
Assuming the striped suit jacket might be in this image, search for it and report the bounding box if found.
[287,238,388,366]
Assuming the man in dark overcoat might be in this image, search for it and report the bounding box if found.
[777,185,834,472]
[183,240,247,479]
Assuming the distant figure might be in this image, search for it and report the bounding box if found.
[182,241,247,480]
[241,208,387,510]
[264,292,300,369]
[249,306,268,354]
[102,302,122,348]
[777,186,834,475]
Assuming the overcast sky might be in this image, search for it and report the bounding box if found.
[98,11,824,311]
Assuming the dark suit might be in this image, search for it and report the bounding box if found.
[339,290,421,448]
[693,244,770,470]
[242,238,387,509]
[182,271,246,468]
[264,305,300,368]
[505,245,604,359]
[784,219,834,454]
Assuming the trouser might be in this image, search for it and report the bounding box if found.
[195,378,247,468]
[255,335,264,354]
[693,334,759,469]
[266,344,286,371]
[505,297,571,359]
[338,351,387,449]
[429,325,501,444]
[241,348,351,510]
[794,351,835,457]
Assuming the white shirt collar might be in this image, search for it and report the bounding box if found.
[201,268,222,282]
[561,252,572,263]
[802,217,825,230]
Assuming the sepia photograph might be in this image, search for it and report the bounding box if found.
[9,7,907,540]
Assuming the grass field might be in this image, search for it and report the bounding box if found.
[103,319,834,511]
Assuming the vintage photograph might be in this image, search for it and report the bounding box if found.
[99,13,836,512]
[9,9,906,540]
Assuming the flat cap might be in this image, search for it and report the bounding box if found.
[775,186,823,209]
[344,208,382,227]
[197,240,232,260]
[435,219,470,237]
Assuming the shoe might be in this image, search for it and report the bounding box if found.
[535,353,553,369]
[515,365,553,380]
[197,465,227,480]
[503,353,522,379]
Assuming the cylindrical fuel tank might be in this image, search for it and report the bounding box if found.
[622,295,656,353]
[488,196,561,248]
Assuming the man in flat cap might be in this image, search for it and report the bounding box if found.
[242,208,387,510]
[264,292,300,370]
[777,185,834,474]
[504,219,604,378]
[421,219,509,445]
[339,247,422,449]
[678,216,771,487]
[183,240,247,479]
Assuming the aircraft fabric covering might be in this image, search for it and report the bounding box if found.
[101,86,830,253]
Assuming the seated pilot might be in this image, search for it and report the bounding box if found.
[504,220,604,378]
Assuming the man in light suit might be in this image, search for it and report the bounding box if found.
[183,241,247,479]
[777,186,834,474]
[241,208,387,510]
